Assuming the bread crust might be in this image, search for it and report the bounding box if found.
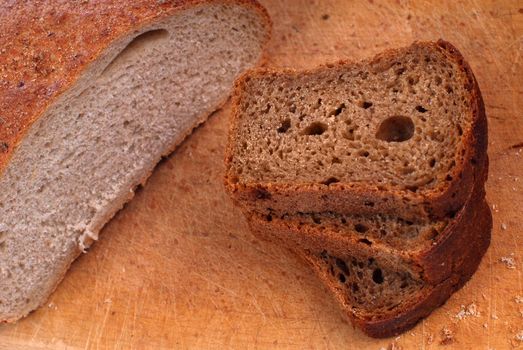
[225,40,488,221]
[0,0,271,178]
[300,199,491,338]
[247,157,488,285]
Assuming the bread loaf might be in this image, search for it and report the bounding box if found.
[0,0,270,322]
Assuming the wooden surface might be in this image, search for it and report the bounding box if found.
[1,0,522,349]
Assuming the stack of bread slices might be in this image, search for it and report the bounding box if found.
[225,40,491,338]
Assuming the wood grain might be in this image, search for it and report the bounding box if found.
[0,0,522,349]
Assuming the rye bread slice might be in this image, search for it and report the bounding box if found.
[300,199,491,338]
[247,158,488,284]
[225,40,487,221]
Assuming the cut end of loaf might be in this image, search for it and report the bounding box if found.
[226,41,480,199]
[0,2,269,322]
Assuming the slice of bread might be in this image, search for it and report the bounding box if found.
[247,160,488,284]
[0,1,270,322]
[225,40,487,221]
[256,200,491,338]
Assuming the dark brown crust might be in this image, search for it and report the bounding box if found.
[224,40,488,221]
[0,0,271,178]
[247,157,488,284]
[300,199,492,338]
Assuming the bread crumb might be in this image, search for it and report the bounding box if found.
[104,298,112,304]
[426,333,434,344]
[483,323,488,329]
[492,314,498,320]
[516,296,523,304]
[387,342,402,350]
[500,255,516,269]
[455,303,480,320]
[516,331,523,341]
[48,302,57,310]
[501,223,507,230]
[482,292,488,300]
[440,327,454,345]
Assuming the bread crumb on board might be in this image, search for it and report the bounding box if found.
[500,254,517,269]
[455,303,480,320]
[440,327,454,345]
[515,296,523,304]
[501,223,507,230]
[516,330,523,341]
[387,343,402,350]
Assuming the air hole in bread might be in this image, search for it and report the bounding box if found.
[338,273,346,283]
[358,101,373,109]
[330,103,346,116]
[405,185,418,192]
[321,177,339,186]
[343,128,355,140]
[331,157,342,164]
[372,268,384,284]
[457,124,463,136]
[429,158,436,167]
[265,214,272,222]
[302,122,327,136]
[358,238,372,246]
[312,216,321,224]
[415,105,428,113]
[364,201,374,207]
[351,283,359,292]
[375,116,414,142]
[358,150,370,157]
[335,258,350,274]
[354,223,368,233]
[407,76,418,85]
[277,118,291,133]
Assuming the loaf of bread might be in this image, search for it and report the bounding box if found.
[226,40,491,337]
[225,40,487,221]
[0,0,270,322]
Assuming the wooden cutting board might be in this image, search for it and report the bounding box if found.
[1,1,522,349]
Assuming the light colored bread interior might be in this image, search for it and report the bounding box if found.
[229,44,472,194]
[0,3,267,321]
